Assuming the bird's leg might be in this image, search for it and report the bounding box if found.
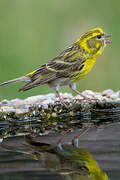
[57,126,90,150]
[72,126,90,148]
[69,83,97,101]
[57,129,70,145]
[57,130,70,151]
[55,86,67,107]
[69,83,89,100]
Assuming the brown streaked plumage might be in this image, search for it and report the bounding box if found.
[0,28,110,105]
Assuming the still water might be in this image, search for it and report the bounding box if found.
[0,122,120,180]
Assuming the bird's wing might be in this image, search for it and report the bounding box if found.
[19,44,85,91]
[30,43,85,80]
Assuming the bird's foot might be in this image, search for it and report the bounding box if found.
[55,95,68,107]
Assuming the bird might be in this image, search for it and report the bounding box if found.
[0,28,110,105]
[24,130,109,180]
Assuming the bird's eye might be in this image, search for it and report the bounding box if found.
[97,35,102,39]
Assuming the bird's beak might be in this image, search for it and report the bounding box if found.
[104,33,111,44]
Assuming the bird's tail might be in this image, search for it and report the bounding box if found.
[0,76,30,87]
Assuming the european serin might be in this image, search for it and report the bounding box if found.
[0,28,110,104]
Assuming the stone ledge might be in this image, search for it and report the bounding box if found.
[0,89,120,138]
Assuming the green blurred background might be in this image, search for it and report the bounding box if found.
[0,0,119,100]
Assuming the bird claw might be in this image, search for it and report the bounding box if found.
[55,99,68,107]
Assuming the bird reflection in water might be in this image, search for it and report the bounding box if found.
[1,133,109,180]
[25,133,109,180]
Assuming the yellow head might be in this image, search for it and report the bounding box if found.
[77,28,111,57]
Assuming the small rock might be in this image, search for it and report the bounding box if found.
[10,98,25,108]
[102,89,114,97]
[110,92,120,100]
[1,99,10,106]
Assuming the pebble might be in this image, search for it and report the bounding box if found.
[0,89,120,114]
